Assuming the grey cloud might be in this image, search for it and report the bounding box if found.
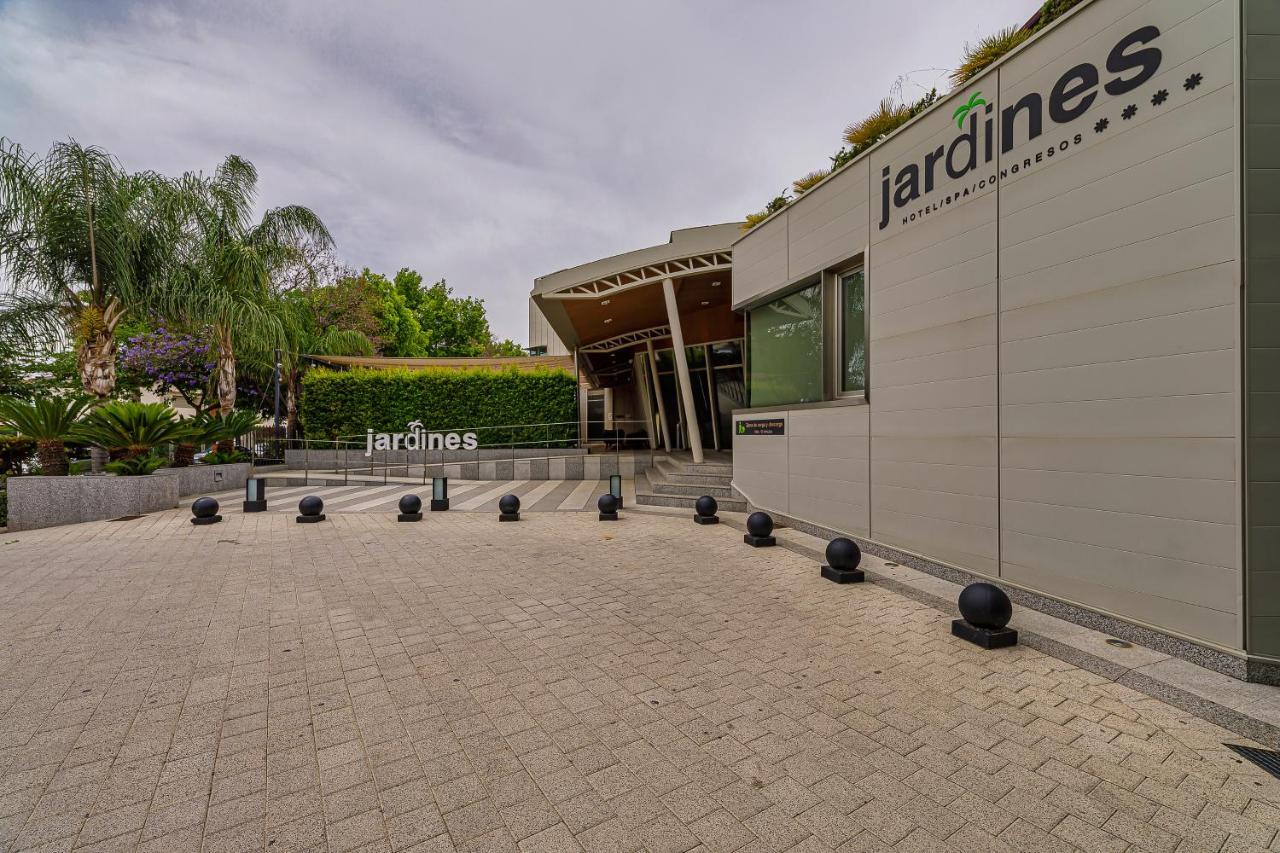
[0,0,1031,340]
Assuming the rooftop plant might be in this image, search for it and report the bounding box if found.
[744,0,1087,230]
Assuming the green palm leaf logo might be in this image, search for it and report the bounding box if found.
[953,92,986,129]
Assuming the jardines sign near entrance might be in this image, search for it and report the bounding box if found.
[365,421,479,455]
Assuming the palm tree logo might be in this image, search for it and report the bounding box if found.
[953,92,986,129]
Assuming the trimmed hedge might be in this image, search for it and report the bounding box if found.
[300,366,578,447]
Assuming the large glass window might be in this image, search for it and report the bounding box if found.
[747,282,823,407]
[840,269,866,393]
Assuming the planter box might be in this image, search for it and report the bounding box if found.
[167,462,252,497]
[7,474,179,531]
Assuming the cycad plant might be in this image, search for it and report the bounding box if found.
[951,27,1031,87]
[74,401,193,465]
[193,408,260,457]
[0,395,94,475]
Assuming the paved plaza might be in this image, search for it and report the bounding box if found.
[0,508,1278,852]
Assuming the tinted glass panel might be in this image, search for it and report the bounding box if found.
[748,282,823,407]
[841,269,866,393]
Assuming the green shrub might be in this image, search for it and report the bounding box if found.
[300,366,578,447]
[104,453,167,476]
[201,449,250,465]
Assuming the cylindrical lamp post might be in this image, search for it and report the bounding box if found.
[609,474,623,509]
[243,477,267,513]
[431,477,449,511]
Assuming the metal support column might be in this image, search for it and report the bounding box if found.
[662,277,704,464]
[645,339,672,453]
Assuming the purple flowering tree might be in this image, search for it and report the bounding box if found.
[119,327,216,415]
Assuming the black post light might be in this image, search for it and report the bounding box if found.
[820,537,864,583]
[597,493,619,521]
[952,582,1018,649]
[694,495,719,525]
[398,494,423,522]
[609,474,623,509]
[297,495,326,523]
[191,496,222,525]
[243,477,267,513]
[431,477,449,511]
[743,511,776,547]
[498,493,520,522]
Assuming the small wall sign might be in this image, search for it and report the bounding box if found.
[366,421,479,455]
[736,418,785,436]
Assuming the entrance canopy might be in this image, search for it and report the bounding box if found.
[531,223,745,463]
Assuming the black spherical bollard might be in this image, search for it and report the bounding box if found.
[952,582,1017,648]
[693,495,719,525]
[820,537,864,584]
[597,493,619,521]
[190,496,221,525]
[397,494,423,522]
[498,493,520,522]
[744,511,776,547]
[296,495,326,524]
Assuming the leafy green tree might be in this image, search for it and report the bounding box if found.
[0,139,180,398]
[366,270,426,356]
[486,338,528,357]
[414,278,491,357]
[162,155,331,412]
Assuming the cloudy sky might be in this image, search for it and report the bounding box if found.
[0,0,1031,342]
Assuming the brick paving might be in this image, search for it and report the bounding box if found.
[0,509,1278,852]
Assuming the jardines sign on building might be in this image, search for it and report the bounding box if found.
[877,22,1190,234]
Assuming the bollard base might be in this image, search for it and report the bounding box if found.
[693,515,719,525]
[397,513,422,522]
[243,500,266,513]
[744,534,776,547]
[820,565,864,584]
[191,515,222,526]
[499,513,519,522]
[296,514,326,524]
[951,619,1018,649]
[430,499,449,512]
[598,511,619,521]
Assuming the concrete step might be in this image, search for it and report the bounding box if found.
[653,462,734,487]
[658,459,734,477]
[634,491,750,513]
[652,480,735,498]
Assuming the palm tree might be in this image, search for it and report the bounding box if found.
[0,139,178,399]
[241,293,372,439]
[162,155,332,413]
[0,395,94,475]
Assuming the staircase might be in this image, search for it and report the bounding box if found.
[635,451,748,512]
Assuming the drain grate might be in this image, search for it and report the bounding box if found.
[107,515,144,522]
[1226,744,1280,780]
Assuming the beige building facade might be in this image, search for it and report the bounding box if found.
[732,0,1280,682]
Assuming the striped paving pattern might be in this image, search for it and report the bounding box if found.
[180,477,638,515]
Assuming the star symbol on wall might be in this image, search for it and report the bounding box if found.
[1094,117,1109,133]
[1151,88,1169,106]
[1122,104,1138,120]
[1185,72,1203,90]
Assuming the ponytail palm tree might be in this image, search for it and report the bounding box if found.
[0,139,178,398]
[163,155,332,413]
